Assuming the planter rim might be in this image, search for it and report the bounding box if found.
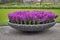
[8,21,56,26]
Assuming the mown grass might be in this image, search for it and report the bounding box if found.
[0,9,60,26]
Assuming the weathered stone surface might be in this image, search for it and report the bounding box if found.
[8,21,56,31]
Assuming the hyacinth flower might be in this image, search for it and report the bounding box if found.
[31,11,40,24]
[44,12,56,23]
[8,13,14,23]
[21,11,30,24]
[8,10,58,24]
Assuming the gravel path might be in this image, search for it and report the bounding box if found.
[0,23,60,40]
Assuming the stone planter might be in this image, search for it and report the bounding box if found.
[8,21,56,32]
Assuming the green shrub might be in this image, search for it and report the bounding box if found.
[0,6,60,9]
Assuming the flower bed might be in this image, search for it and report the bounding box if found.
[8,10,58,24]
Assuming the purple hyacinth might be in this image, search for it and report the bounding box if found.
[8,10,58,24]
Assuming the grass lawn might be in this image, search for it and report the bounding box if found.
[0,9,60,26]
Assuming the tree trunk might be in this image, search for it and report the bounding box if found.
[40,0,43,5]
[53,0,56,5]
